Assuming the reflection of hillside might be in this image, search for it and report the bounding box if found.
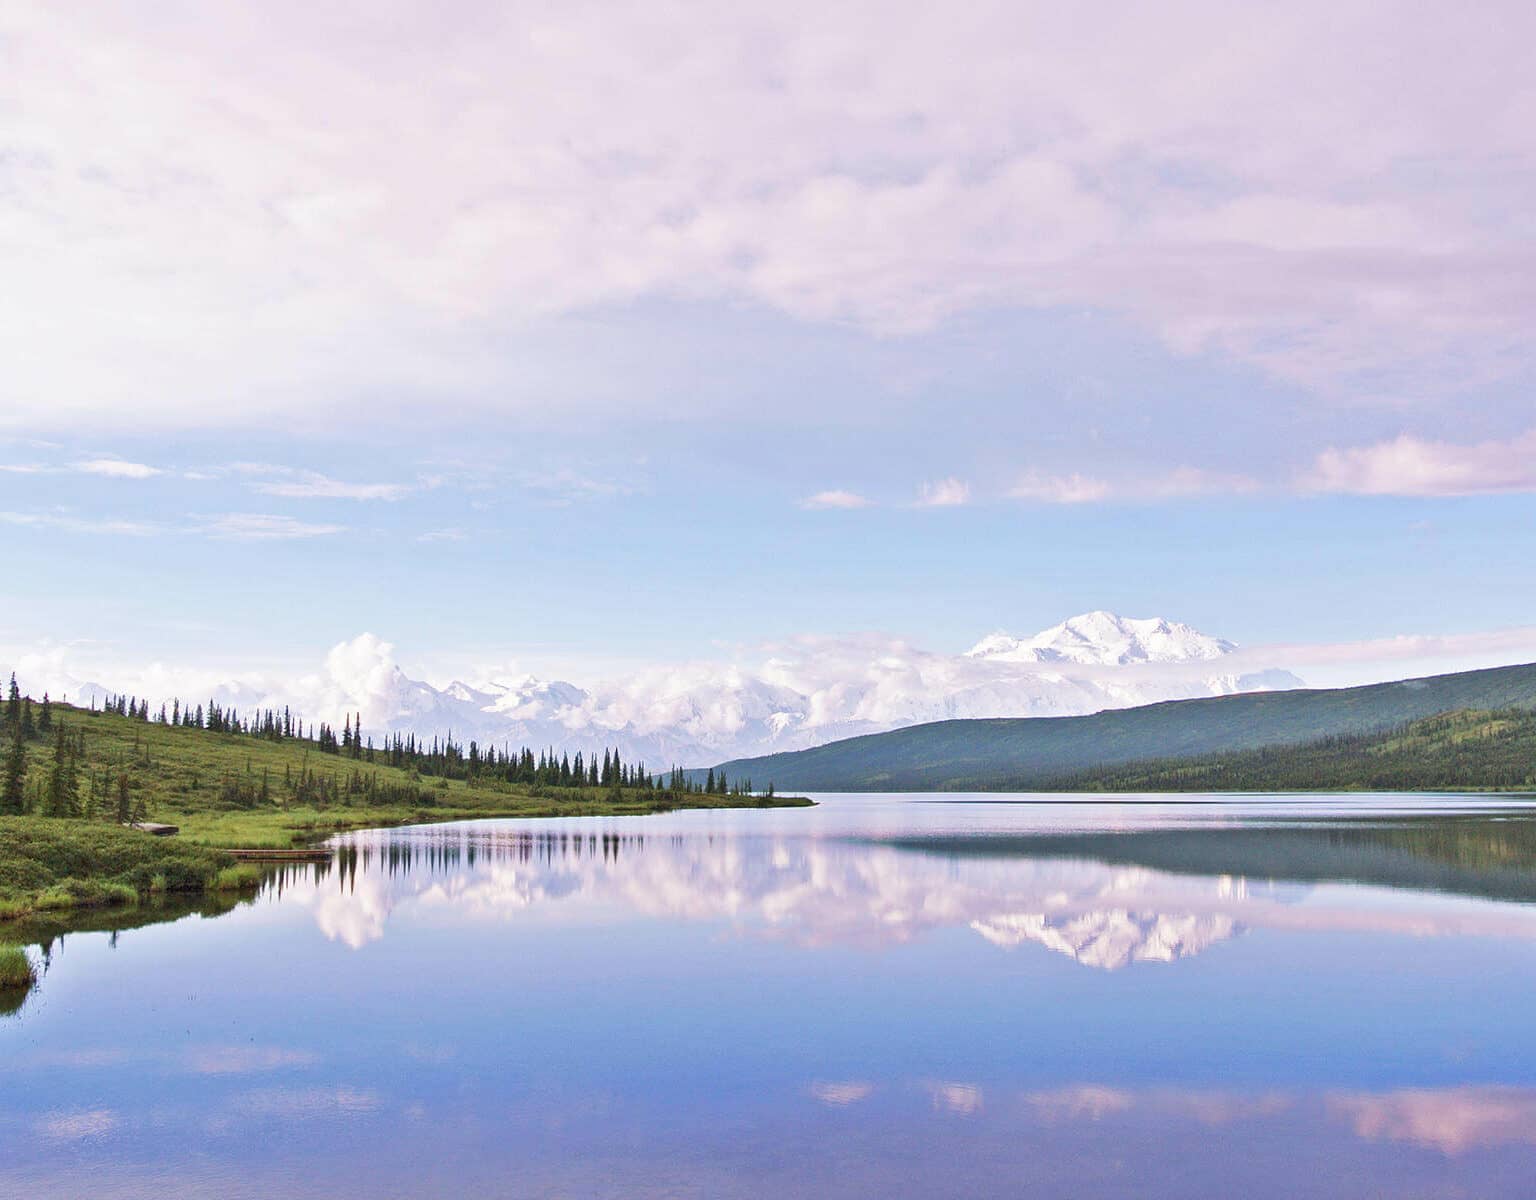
[287,823,1536,969]
[2,892,261,1018]
[878,817,1536,906]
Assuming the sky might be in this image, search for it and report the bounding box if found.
[3,0,1536,700]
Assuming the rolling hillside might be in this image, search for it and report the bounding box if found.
[709,661,1536,791]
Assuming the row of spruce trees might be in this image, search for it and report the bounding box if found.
[0,674,766,819]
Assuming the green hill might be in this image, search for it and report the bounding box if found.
[1037,708,1536,792]
[711,661,1536,791]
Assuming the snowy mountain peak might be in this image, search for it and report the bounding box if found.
[965,611,1236,666]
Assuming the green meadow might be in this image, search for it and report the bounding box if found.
[0,698,809,925]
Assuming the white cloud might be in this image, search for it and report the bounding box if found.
[11,616,1536,765]
[1004,467,1262,504]
[416,528,467,543]
[0,509,347,540]
[1303,430,1536,496]
[252,471,411,501]
[1008,471,1112,504]
[520,468,633,505]
[72,457,161,479]
[1,2,1533,430]
[801,489,871,510]
[916,477,970,507]
[202,514,346,540]
[0,510,165,536]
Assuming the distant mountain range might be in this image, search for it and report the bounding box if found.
[709,661,1536,791]
[54,612,1298,766]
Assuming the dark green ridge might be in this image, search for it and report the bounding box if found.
[709,661,1536,792]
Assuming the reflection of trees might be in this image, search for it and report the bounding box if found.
[2,891,260,1018]
[288,828,1281,966]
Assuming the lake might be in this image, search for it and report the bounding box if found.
[5,793,1536,1198]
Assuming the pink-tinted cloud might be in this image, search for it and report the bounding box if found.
[1304,430,1536,496]
[1,1,1532,430]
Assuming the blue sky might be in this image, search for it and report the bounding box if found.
[3,1,1535,693]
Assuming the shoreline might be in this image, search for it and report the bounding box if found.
[0,792,816,927]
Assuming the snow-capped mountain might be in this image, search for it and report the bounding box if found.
[30,613,1304,766]
[966,611,1235,665]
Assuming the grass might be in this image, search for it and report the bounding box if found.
[0,945,34,991]
[0,817,236,922]
[212,864,263,892]
[5,702,809,850]
[0,703,812,927]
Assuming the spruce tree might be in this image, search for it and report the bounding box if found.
[20,697,35,739]
[1,733,25,814]
[46,724,79,817]
[38,692,52,732]
[5,674,20,730]
[115,774,132,824]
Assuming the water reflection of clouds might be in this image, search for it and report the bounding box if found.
[222,1085,383,1120]
[11,1043,321,1077]
[810,1081,874,1106]
[929,1082,984,1116]
[186,1046,320,1075]
[816,1081,1536,1156]
[33,1108,119,1141]
[1329,1087,1536,1156]
[292,831,1536,970]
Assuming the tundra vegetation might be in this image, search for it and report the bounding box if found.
[0,675,805,926]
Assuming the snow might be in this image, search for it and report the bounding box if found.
[26,612,1304,765]
[966,611,1236,665]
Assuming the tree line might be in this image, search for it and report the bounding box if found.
[1,674,763,820]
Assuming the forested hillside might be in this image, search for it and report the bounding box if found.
[0,676,797,849]
[1037,709,1536,792]
[710,662,1536,791]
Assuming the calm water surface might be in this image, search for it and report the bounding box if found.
[5,793,1536,1198]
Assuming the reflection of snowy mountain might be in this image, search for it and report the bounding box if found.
[970,911,1240,970]
[287,821,1536,968]
[293,831,1290,967]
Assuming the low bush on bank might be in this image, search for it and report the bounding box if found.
[0,818,235,921]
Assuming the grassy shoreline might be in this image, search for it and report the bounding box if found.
[1,789,813,925]
[0,700,813,925]
[170,788,812,850]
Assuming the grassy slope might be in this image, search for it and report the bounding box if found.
[712,661,1536,791]
[0,703,811,924]
[10,701,808,849]
[1036,709,1536,792]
